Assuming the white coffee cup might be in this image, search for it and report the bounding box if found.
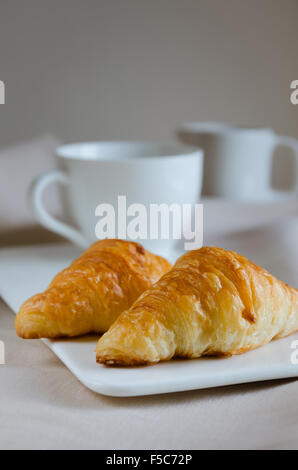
[28,141,203,254]
[177,122,298,201]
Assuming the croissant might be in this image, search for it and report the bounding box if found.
[15,239,171,339]
[96,246,298,366]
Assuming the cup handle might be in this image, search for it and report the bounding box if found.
[28,169,89,248]
[270,135,298,197]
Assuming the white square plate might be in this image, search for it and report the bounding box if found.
[0,242,297,397]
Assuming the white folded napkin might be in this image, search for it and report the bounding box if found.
[0,135,60,230]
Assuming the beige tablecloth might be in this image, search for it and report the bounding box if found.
[1,298,298,450]
[0,196,298,450]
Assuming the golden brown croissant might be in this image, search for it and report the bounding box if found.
[15,239,171,339]
[96,246,298,366]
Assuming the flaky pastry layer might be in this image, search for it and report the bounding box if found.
[96,246,298,366]
[15,239,171,339]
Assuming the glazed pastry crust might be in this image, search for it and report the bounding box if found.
[96,246,298,366]
[15,239,171,339]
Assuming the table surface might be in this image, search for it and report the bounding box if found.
[1,197,298,450]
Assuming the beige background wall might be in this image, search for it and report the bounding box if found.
[0,0,297,147]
